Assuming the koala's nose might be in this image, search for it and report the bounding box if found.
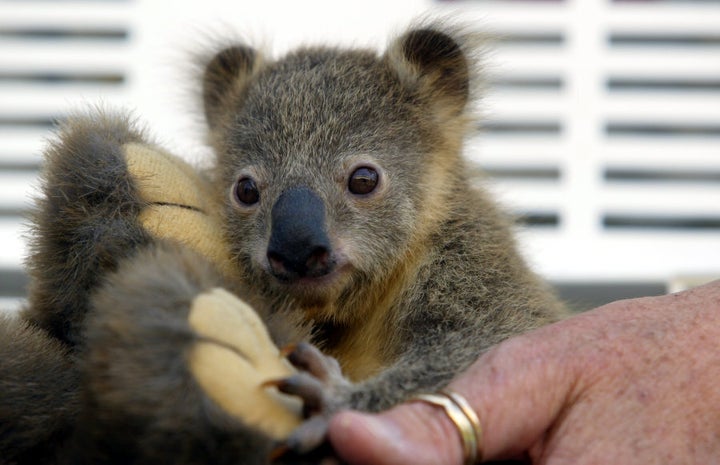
[267,186,334,280]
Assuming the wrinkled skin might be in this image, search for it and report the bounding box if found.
[328,280,720,465]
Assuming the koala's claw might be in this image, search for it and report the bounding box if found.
[270,417,342,464]
[263,373,326,415]
[284,416,330,454]
[271,436,343,465]
[284,342,343,383]
[269,342,351,462]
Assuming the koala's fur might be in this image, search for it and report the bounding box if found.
[0,23,565,464]
[201,23,565,402]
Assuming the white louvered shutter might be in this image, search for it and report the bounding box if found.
[1,0,719,312]
[434,0,720,306]
[0,1,135,311]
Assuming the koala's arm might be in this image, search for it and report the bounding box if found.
[350,257,564,411]
[347,307,537,411]
[277,237,563,456]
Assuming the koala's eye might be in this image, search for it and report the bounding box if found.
[233,177,260,205]
[348,167,379,195]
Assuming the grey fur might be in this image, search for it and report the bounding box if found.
[0,23,566,464]
[202,24,566,411]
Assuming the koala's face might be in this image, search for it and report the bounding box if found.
[203,29,470,319]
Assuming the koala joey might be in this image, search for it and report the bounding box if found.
[1,22,566,465]
[201,22,566,455]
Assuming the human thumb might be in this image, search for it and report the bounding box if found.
[328,401,465,465]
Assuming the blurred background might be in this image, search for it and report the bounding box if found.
[1,0,719,312]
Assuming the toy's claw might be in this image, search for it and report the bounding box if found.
[269,443,290,461]
[261,378,284,389]
[279,343,298,358]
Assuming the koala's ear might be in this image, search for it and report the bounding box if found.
[385,26,471,116]
[202,45,260,129]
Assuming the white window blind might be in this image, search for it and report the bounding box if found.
[1,0,719,312]
[435,0,720,301]
[0,0,134,310]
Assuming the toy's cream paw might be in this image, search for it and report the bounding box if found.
[187,288,302,440]
[124,143,240,282]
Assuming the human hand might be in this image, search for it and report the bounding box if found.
[328,280,720,464]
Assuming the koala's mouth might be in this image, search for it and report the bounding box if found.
[263,256,353,299]
[267,248,336,282]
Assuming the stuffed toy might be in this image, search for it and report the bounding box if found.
[1,112,310,465]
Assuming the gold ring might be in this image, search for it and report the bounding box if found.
[408,390,483,464]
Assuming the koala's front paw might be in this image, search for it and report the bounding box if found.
[188,288,302,440]
[266,342,353,458]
